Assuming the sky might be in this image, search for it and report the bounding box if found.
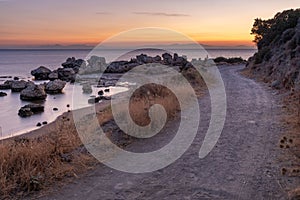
[0,0,299,48]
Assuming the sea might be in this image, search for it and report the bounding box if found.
[0,48,256,139]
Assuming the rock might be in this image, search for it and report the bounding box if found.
[82,56,107,74]
[36,122,42,127]
[153,55,162,63]
[104,88,110,93]
[0,76,12,79]
[18,107,33,117]
[13,77,19,80]
[53,108,58,111]
[0,80,13,89]
[18,104,44,117]
[57,68,76,82]
[31,66,52,80]
[20,85,47,101]
[0,92,7,97]
[136,54,149,63]
[106,61,138,73]
[162,53,173,65]
[25,104,45,113]
[11,80,27,92]
[82,84,92,94]
[173,54,188,67]
[62,57,85,73]
[88,96,101,104]
[98,90,104,96]
[45,80,66,94]
[48,72,59,81]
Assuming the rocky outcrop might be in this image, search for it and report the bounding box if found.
[18,104,44,117]
[20,84,47,101]
[45,80,66,94]
[31,66,52,80]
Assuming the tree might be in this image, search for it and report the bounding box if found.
[251,9,300,50]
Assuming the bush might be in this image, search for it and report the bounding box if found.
[251,9,300,49]
[214,57,245,64]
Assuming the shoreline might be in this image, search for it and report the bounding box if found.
[1,100,112,143]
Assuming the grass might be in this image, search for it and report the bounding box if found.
[0,67,206,199]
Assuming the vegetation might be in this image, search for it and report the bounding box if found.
[213,57,245,64]
[251,8,300,50]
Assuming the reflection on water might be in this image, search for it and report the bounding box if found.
[0,80,128,140]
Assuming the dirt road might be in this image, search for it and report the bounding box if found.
[40,65,287,199]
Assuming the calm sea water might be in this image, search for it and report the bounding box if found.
[0,48,256,139]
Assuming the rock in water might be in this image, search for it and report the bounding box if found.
[45,80,66,94]
[98,90,104,95]
[57,68,76,82]
[18,104,44,117]
[0,80,13,89]
[20,85,47,101]
[31,66,52,80]
[48,72,59,80]
[0,92,7,97]
[11,80,27,92]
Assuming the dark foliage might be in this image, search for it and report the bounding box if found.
[251,9,300,50]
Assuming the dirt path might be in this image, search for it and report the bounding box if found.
[40,65,287,199]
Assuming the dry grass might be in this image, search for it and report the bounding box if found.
[0,69,205,199]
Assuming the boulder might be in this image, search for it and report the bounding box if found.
[18,104,44,117]
[31,66,52,80]
[62,57,86,73]
[45,80,66,94]
[0,92,7,97]
[153,55,162,63]
[48,72,59,80]
[83,56,107,73]
[57,68,76,82]
[98,90,104,96]
[11,80,27,92]
[173,53,188,67]
[0,80,13,89]
[162,53,173,65]
[20,85,47,101]
[18,107,33,117]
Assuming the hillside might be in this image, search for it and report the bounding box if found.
[246,9,300,90]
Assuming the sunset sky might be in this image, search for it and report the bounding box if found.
[0,0,299,48]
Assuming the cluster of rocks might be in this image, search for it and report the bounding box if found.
[18,104,44,117]
[103,53,191,73]
[0,79,66,101]
[88,89,111,104]
[31,57,85,82]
